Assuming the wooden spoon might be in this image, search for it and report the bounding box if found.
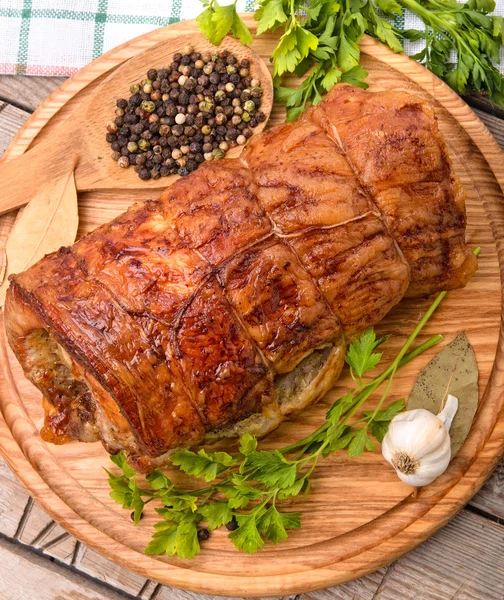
[0,34,273,216]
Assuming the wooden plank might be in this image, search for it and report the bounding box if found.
[370,510,504,600]
[465,94,504,121]
[297,569,387,600]
[475,109,504,151]
[0,103,29,156]
[0,75,66,112]
[469,460,504,521]
[0,534,133,600]
[78,547,149,596]
[0,455,29,538]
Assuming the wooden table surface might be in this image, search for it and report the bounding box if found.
[0,75,503,600]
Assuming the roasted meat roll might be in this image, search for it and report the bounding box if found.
[4,85,476,471]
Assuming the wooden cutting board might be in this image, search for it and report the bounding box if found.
[1,16,504,597]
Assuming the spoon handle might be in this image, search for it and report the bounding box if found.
[0,135,81,216]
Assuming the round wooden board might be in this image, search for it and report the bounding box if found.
[1,16,504,597]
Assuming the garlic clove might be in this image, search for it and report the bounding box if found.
[385,409,447,459]
[437,394,458,430]
[381,395,459,488]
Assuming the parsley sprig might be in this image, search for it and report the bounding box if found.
[196,0,504,120]
[106,289,447,559]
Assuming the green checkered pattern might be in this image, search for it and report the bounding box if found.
[0,0,255,76]
[0,1,503,76]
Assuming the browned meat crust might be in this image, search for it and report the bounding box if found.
[314,84,477,296]
[4,85,475,469]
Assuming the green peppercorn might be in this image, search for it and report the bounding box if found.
[138,139,150,151]
[241,111,251,123]
[243,100,255,113]
[127,141,139,153]
[201,125,211,135]
[226,65,237,75]
[140,78,152,87]
[141,101,155,113]
[212,148,225,159]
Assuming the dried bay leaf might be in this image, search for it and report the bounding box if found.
[407,332,478,456]
[0,157,79,307]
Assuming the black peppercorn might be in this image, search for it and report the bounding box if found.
[226,128,239,140]
[225,517,238,531]
[197,528,210,541]
[116,98,128,109]
[147,68,157,80]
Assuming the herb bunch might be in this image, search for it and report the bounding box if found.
[196,0,504,121]
[106,291,446,559]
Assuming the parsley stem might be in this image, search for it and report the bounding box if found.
[279,327,444,456]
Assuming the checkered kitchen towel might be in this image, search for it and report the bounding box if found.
[1,0,504,76]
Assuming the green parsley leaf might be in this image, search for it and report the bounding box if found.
[362,398,405,441]
[210,3,236,45]
[170,448,236,482]
[245,450,297,489]
[199,502,234,531]
[231,12,254,45]
[345,329,389,380]
[110,453,135,478]
[276,476,309,500]
[196,6,214,39]
[146,469,171,491]
[131,484,145,525]
[326,392,354,424]
[363,398,405,423]
[340,65,369,88]
[320,67,342,92]
[239,432,258,455]
[375,0,402,15]
[219,475,262,509]
[146,513,201,559]
[255,0,288,35]
[258,506,301,544]
[348,428,376,458]
[228,512,265,553]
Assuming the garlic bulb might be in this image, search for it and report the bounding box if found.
[382,394,458,487]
